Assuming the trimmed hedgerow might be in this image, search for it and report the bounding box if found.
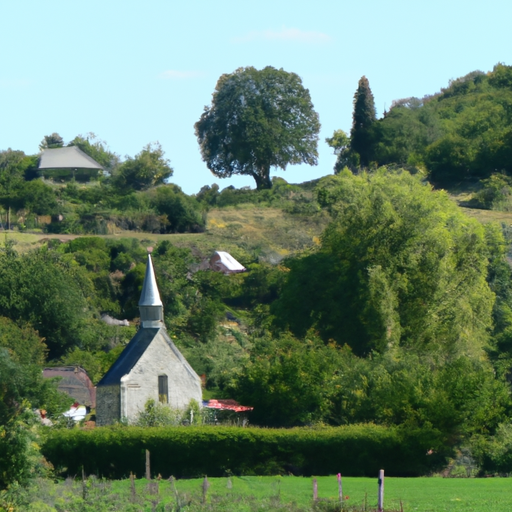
[42,424,449,479]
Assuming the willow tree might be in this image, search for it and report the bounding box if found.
[195,66,320,190]
[274,169,497,357]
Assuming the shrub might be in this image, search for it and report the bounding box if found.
[136,399,182,427]
[42,424,449,479]
[474,173,512,210]
[473,423,512,474]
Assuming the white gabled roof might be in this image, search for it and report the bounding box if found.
[39,146,103,170]
[214,251,246,272]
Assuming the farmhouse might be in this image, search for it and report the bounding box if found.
[42,366,96,407]
[95,254,202,425]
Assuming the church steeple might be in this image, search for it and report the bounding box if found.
[139,254,164,328]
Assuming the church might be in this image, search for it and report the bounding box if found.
[96,254,202,425]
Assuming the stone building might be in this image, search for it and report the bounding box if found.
[95,254,202,425]
[42,366,96,407]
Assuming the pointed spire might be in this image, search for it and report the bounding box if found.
[139,254,162,306]
[139,254,164,328]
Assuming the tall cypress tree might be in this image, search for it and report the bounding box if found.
[350,76,376,168]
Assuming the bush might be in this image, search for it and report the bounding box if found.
[0,408,49,489]
[473,423,512,474]
[136,399,182,427]
[42,424,449,479]
[474,173,512,210]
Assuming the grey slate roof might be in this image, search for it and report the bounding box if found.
[97,328,160,386]
[39,146,103,170]
[97,327,199,386]
[139,254,163,306]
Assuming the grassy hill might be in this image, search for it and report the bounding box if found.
[2,174,512,262]
[1,205,330,260]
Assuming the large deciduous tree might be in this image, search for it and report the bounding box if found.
[350,76,377,168]
[195,66,321,190]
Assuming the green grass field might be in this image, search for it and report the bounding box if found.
[19,476,512,512]
[168,476,512,512]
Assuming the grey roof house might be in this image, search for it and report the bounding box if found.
[38,146,103,181]
[95,254,202,426]
[42,366,96,407]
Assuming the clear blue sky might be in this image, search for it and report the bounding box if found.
[1,0,510,194]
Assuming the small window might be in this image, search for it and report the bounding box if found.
[158,375,168,404]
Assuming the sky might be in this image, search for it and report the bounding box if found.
[1,0,511,194]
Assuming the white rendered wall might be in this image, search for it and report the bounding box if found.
[122,329,202,424]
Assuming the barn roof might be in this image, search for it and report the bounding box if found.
[202,399,253,412]
[39,146,103,170]
[211,251,246,273]
[43,366,96,407]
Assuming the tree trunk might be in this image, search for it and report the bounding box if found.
[253,169,272,190]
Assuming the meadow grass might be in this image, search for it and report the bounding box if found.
[0,206,328,259]
[166,476,512,512]
[17,475,512,512]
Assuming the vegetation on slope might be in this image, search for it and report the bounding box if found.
[5,64,512,493]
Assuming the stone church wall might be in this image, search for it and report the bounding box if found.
[123,330,202,424]
[95,384,120,426]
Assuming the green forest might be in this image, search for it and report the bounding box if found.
[4,63,512,497]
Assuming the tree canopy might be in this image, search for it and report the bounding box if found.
[363,64,512,182]
[112,142,173,191]
[0,149,32,228]
[350,76,376,168]
[39,133,64,150]
[274,170,497,357]
[0,244,96,358]
[195,66,321,190]
[68,133,120,172]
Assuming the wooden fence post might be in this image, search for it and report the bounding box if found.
[337,473,343,504]
[312,478,318,501]
[378,469,384,512]
[202,476,210,504]
[82,466,87,501]
[130,472,137,502]
[145,449,151,480]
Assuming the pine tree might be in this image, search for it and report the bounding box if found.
[350,76,376,168]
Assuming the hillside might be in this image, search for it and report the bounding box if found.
[1,201,330,259]
[3,182,511,254]
[365,64,512,183]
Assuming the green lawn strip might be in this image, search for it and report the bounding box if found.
[107,476,512,511]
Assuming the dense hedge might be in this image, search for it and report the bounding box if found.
[42,424,450,479]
